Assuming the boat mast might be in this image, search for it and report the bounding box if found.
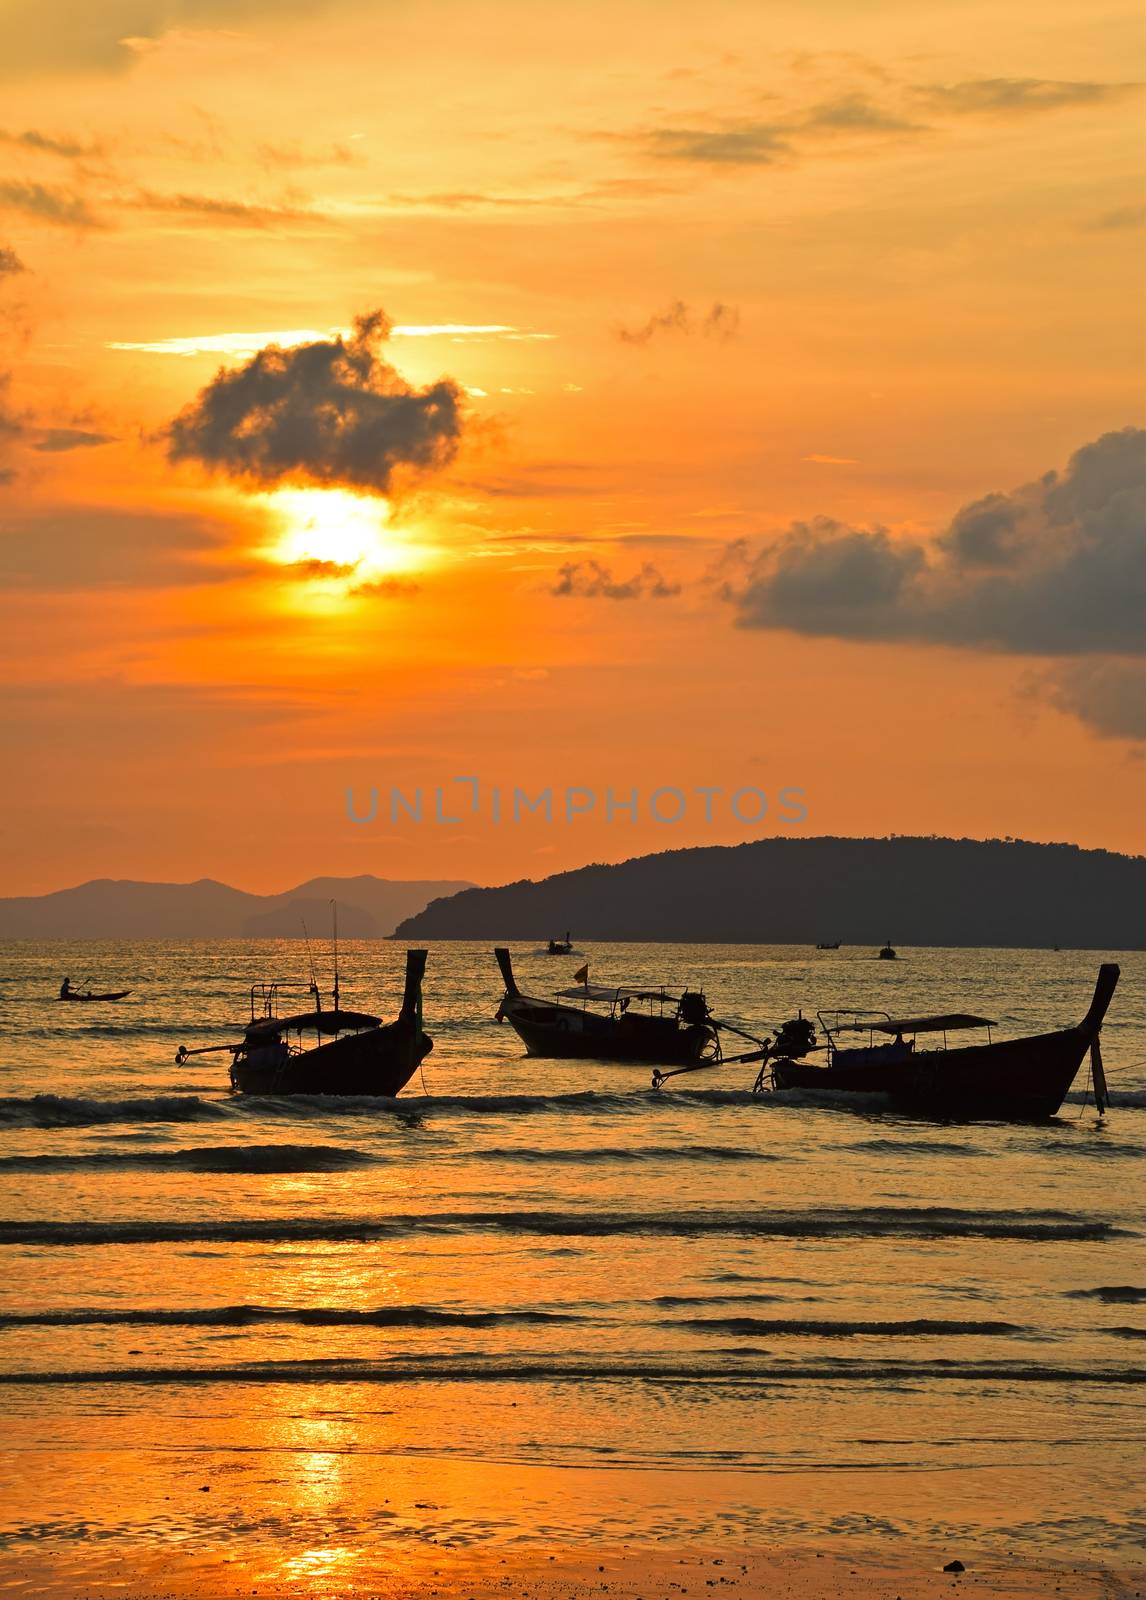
[331,899,340,1012]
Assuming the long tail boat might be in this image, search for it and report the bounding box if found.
[768,964,1119,1120]
[176,950,432,1097]
[494,947,732,1066]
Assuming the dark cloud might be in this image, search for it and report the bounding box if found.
[1088,203,1146,232]
[917,78,1141,116]
[620,74,1135,172]
[552,559,681,600]
[639,120,792,166]
[721,428,1146,657]
[0,371,23,484]
[0,244,25,275]
[0,504,244,589]
[129,189,325,228]
[31,427,116,452]
[0,127,97,158]
[1040,661,1146,742]
[800,93,924,135]
[351,575,421,598]
[287,558,359,579]
[720,520,924,638]
[165,310,466,495]
[618,300,740,345]
[0,1,335,78]
[0,179,99,227]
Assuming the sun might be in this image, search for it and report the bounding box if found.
[262,486,421,578]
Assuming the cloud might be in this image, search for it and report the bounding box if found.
[31,426,116,452]
[1088,203,1146,232]
[111,323,554,357]
[618,300,740,345]
[0,1,335,78]
[800,93,924,135]
[619,74,1137,172]
[0,179,99,227]
[0,503,242,589]
[1039,661,1146,742]
[639,120,792,166]
[128,189,324,227]
[1037,656,1146,742]
[552,559,681,600]
[722,427,1146,657]
[165,310,467,496]
[917,78,1141,116]
[0,244,25,275]
[351,575,421,598]
[0,127,97,158]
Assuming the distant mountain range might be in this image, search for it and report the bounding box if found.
[0,875,473,940]
[394,837,1146,949]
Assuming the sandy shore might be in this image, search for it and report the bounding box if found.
[0,1543,1139,1599]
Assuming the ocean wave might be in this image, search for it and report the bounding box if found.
[674,1315,1027,1338]
[0,1144,380,1174]
[467,1144,781,1165]
[1065,1286,1146,1304]
[0,1355,1141,1388]
[0,1304,584,1330]
[0,1095,235,1128]
[838,1139,979,1157]
[0,1205,1125,1248]
[1065,1087,1146,1110]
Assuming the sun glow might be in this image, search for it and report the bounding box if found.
[264,487,422,579]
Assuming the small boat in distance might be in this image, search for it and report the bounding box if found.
[546,932,574,955]
[815,941,841,950]
[175,950,432,1097]
[767,964,1119,1121]
[58,978,131,1003]
[495,947,724,1066]
[878,942,897,960]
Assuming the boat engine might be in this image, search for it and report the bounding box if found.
[771,1015,817,1059]
[678,991,711,1026]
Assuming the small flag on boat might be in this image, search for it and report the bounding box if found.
[573,963,589,984]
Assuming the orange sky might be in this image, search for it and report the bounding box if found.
[1,0,1143,894]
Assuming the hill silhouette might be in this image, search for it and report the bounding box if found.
[393,836,1145,949]
[0,874,472,940]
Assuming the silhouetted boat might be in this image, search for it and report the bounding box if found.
[768,964,1119,1120]
[546,932,574,955]
[495,947,722,1065]
[878,942,897,960]
[815,941,841,950]
[58,983,131,1003]
[175,950,431,1096]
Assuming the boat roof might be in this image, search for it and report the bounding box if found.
[554,983,681,1004]
[874,1012,996,1034]
[246,1007,381,1037]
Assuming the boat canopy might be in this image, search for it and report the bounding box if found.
[246,1008,381,1037]
[872,1013,996,1034]
[554,983,679,1004]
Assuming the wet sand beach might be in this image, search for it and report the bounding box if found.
[1,1541,1140,1600]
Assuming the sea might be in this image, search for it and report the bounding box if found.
[0,940,1143,1586]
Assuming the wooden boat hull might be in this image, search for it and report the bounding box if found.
[774,1027,1094,1118]
[774,965,1119,1121]
[59,990,131,1003]
[499,997,714,1066]
[231,1014,432,1097]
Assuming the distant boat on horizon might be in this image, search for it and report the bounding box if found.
[878,941,897,960]
[546,931,574,955]
[815,941,841,950]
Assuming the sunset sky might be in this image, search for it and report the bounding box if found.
[1,0,1143,895]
